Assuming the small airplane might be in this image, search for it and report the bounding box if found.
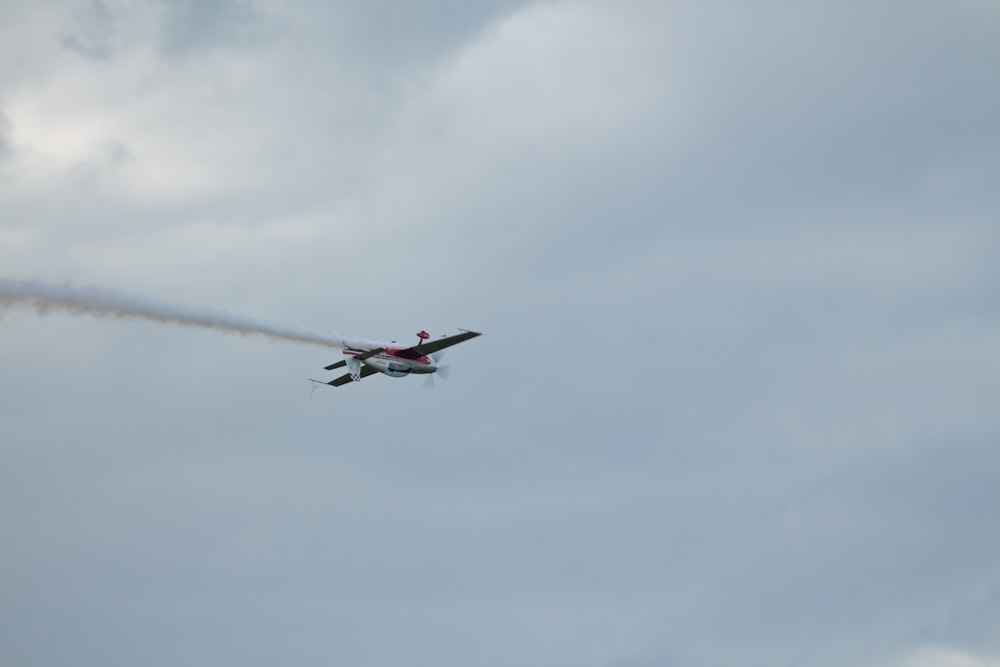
[311,329,482,388]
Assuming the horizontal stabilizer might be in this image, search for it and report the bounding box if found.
[354,347,386,361]
[329,372,356,387]
[324,347,383,371]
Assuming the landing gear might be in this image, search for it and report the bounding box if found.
[346,357,362,382]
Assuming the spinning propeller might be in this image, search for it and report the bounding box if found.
[424,351,450,389]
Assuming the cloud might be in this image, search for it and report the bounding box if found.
[886,647,1000,667]
[2,2,1000,667]
[0,107,11,160]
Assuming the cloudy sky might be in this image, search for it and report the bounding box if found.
[2,1,1000,666]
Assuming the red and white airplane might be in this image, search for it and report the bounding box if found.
[313,329,482,387]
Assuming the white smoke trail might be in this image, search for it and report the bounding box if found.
[0,278,372,350]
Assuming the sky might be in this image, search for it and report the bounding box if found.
[1,1,999,666]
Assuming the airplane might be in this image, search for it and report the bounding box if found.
[311,329,482,387]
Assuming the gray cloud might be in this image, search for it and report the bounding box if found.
[155,0,266,56]
[0,108,10,161]
[1,2,999,667]
[60,0,116,60]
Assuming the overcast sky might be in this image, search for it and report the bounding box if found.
[2,1,1000,666]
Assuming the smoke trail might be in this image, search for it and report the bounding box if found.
[0,278,369,350]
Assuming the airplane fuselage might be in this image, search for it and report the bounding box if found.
[344,347,437,377]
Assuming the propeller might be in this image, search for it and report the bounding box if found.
[423,352,450,389]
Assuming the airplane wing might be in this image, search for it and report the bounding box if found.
[324,365,381,387]
[405,330,482,357]
[324,360,346,370]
